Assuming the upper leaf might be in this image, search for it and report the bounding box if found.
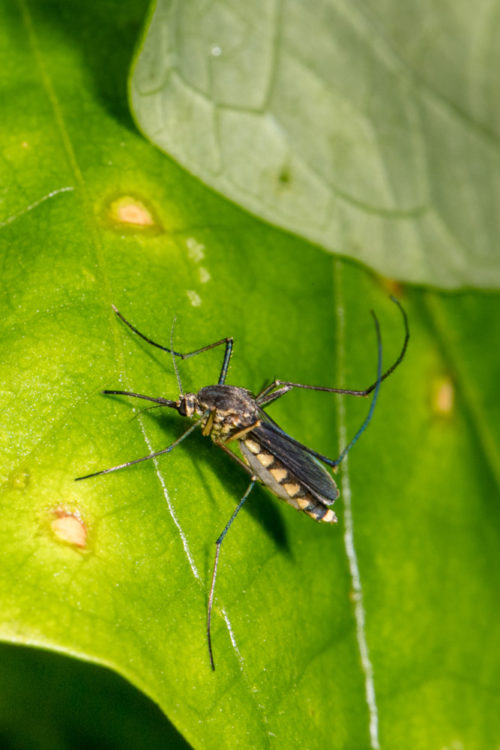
[130,0,500,289]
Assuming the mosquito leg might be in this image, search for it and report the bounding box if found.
[256,311,384,470]
[256,384,292,407]
[111,307,234,386]
[331,310,382,467]
[216,442,257,476]
[75,419,202,481]
[257,297,409,402]
[207,480,256,671]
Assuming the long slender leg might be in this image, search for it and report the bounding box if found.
[75,419,202,481]
[112,306,233,385]
[207,480,256,671]
[255,311,384,470]
[256,297,409,405]
[333,311,382,466]
[256,384,292,407]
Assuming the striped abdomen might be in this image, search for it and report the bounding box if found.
[239,436,337,524]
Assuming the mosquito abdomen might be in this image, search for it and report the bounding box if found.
[239,438,338,524]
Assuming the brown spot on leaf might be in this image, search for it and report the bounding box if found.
[431,375,454,417]
[377,277,404,298]
[51,508,87,549]
[105,195,162,233]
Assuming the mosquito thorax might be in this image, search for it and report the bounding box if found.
[190,385,261,441]
[196,385,259,418]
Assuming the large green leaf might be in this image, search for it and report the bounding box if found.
[1,2,499,749]
[130,0,500,290]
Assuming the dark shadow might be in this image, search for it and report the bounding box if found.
[187,428,291,556]
[105,396,291,556]
[0,642,189,750]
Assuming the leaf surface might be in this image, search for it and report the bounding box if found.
[0,1,499,748]
[130,0,500,289]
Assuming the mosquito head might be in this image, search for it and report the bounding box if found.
[177,393,199,418]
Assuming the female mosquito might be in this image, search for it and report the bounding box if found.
[76,298,409,669]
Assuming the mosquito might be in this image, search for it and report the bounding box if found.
[76,298,409,669]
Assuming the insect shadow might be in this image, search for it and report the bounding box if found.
[121,398,291,556]
[77,298,409,669]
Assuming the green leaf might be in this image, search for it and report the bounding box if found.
[1,1,499,749]
[130,0,500,290]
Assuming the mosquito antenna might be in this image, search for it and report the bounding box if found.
[170,315,183,395]
[101,390,177,408]
[207,480,256,670]
[332,310,383,468]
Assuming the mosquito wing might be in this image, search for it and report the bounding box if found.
[248,420,339,506]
